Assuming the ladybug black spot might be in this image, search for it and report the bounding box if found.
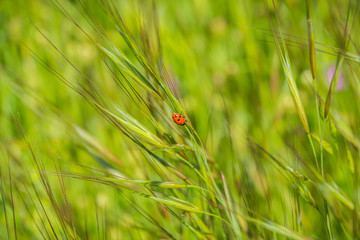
[178,118,181,121]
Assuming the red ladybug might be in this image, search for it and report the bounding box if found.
[172,113,187,125]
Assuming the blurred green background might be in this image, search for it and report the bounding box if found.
[0,0,359,239]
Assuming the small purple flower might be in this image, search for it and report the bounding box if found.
[326,66,345,91]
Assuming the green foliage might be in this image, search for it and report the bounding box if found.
[1,0,360,239]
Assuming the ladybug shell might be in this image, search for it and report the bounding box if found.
[172,113,187,125]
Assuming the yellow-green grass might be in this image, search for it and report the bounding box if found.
[1,0,359,239]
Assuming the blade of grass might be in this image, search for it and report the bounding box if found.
[221,173,242,238]
[264,0,310,135]
[98,45,163,101]
[0,160,11,240]
[306,0,316,79]
[324,56,344,118]
[8,162,17,240]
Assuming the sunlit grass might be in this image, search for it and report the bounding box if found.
[1,0,360,239]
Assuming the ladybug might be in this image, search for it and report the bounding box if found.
[172,113,187,125]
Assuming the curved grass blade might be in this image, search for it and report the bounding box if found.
[324,56,344,118]
[264,0,310,134]
[99,45,163,100]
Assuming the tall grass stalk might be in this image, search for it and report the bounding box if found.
[1,0,360,239]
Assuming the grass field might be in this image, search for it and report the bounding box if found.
[1,0,360,239]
